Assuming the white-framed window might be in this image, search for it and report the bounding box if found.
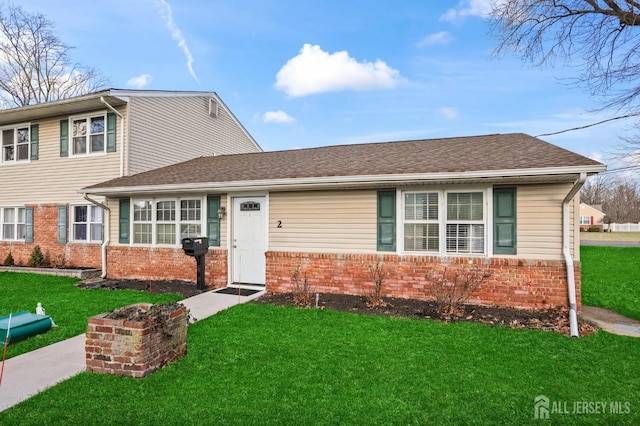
[1,124,30,163]
[133,200,153,244]
[71,205,104,242]
[70,113,106,155]
[1,207,26,240]
[446,192,484,254]
[404,192,439,252]
[132,198,203,245]
[402,189,486,256]
[580,216,591,225]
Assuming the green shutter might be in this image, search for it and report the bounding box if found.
[207,196,221,247]
[58,205,67,243]
[493,188,517,255]
[119,199,130,244]
[377,190,396,251]
[106,112,117,152]
[60,119,68,157]
[30,124,39,160]
[25,207,34,242]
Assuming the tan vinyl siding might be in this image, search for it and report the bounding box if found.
[127,96,259,175]
[0,106,126,205]
[107,195,227,247]
[516,183,573,260]
[269,190,377,253]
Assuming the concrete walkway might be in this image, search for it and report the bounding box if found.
[0,289,264,412]
[581,306,640,338]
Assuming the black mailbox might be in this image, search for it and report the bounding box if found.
[181,237,209,291]
[181,237,209,256]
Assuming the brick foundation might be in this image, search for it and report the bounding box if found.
[105,246,228,289]
[266,252,580,311]
[86,303,188,378]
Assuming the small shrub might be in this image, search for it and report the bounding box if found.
[427,265,492,319]
[2,251,15,266]
[27,245,45,267]
[50,254,66,269]
[291,265,314,308]
[365,261,389,308]
[588,227,601,232]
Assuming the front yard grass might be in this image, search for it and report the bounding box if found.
[581,246,640,320]
[1,304,638,425]
[0,272,182,359]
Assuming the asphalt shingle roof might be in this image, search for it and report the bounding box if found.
[84,133,603,191]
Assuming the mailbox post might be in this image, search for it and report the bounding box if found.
[181,237,209,291]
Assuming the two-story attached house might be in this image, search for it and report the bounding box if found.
[0,89,261,269]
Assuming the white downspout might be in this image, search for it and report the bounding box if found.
[562,172,587,337]
[100,96,125,177]
[83,194,110,279]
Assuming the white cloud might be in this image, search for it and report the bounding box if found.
[154,0,199,83]
[440,0,497,22]
[126,74,153,88]
[263,110,296,124]
[275,44,402,97]
[418,31,454,47]
[438,107,459,120]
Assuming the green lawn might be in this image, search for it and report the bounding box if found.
[1,304,638,425]
[581,246,640,320]
[0,272,182,358]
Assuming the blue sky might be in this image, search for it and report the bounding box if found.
[19,0,637,168]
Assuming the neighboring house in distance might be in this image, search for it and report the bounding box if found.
[82,133,605,329]
[579,203,605,231]
[0,89,261,268]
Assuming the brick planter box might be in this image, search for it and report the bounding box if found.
[86,302,188,378]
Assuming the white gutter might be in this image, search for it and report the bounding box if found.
[562,172,588,337]
[83,195,110,279]
[100,96,125,177]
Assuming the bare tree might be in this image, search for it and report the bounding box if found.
[602,180,640,223]
[0,3,108,108]
[581,173,614,205]
[491,1,640,107]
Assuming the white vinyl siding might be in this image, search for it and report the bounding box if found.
[127,96,260,175]
[0,108,126,206]
[516,183,573,260]
[269,190,377,253]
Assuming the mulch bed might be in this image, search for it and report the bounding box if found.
[253,292,598,336]
[77,279,201,298]
[76,279,598,336]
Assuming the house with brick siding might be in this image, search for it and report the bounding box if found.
[81,133,605,334]
[0,89,261,270]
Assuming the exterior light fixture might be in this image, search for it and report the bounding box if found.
[217,206,226,219]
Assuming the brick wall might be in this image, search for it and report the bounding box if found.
[106,246,228,289]
[266,251,580,311]
[86,302,188,378]
[0,204,102,268]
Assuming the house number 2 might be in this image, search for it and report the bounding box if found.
[276,220,283,228]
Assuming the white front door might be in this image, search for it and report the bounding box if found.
[232,196,267,285]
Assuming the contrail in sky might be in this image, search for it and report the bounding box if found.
[155,0,199,83]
